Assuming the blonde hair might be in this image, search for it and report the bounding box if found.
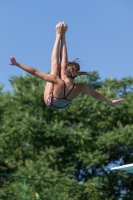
[65,59,90,79]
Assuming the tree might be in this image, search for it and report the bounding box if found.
[0,72,133,199]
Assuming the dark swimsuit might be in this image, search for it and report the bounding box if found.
[47,81,75,109]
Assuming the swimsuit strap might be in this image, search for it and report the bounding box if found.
[64,82,75,99]
[52,81,75,101]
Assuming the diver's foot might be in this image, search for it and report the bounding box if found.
[56,22,63,36]
[62,21,68,35]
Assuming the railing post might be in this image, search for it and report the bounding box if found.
[23,178,27,200]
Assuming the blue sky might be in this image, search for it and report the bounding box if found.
[1,0,133,91]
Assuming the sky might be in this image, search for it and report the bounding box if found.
[0,0,133,91]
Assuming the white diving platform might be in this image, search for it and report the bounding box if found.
[111,163,133,174]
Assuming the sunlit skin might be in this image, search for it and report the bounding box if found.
[9,22,124,109]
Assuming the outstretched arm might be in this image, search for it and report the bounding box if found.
[81,84,124,107]
[9,56,58,84]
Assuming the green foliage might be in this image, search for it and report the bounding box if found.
[0,72,133,199]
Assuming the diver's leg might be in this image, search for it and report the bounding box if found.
[44,22,62,103]
[60,22,68,80]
